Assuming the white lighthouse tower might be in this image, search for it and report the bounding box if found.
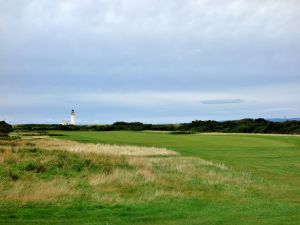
[70,109,75,125]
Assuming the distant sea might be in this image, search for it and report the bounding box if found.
[267,118,300,122]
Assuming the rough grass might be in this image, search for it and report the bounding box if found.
[0,133,300,224]
[0,138,249,203]
[2,137,177,156]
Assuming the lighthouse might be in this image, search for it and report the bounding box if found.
[70,109,75,125]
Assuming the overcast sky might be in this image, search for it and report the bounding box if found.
[1,0,300,124]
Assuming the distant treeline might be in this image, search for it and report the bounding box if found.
[14,119,300,134]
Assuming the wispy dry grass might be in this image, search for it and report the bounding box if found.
[15,137,178,156]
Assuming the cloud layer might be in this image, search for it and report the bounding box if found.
[0,0,299,123]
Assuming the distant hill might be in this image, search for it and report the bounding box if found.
[267,118,300,122]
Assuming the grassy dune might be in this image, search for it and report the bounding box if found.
[0,132,300,224]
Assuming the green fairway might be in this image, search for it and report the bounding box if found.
[1,131,300,224]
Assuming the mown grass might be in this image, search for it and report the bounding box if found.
[0,132,300,224]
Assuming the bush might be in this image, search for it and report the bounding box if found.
[0,121,13,136]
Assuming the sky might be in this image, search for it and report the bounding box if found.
[0,0,300,124]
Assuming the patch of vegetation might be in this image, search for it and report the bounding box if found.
[47,133,65,136]
[8,170,19,181]
[19,131,49,136]
[3,149,118,181]
[0,136,20,141]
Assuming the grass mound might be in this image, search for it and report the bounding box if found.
[1,138,247,204]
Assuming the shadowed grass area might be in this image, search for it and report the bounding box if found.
[1,199,299,225]
[0,132,300,224]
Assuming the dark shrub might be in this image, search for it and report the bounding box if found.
[0,121,13,136]
[170,131,196,134]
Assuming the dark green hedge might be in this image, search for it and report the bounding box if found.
[14,119,300,134]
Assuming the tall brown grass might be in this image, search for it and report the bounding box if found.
[0,179,76,202]
[16,137,178,156]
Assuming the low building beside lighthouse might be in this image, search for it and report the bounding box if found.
[61,109,76,125]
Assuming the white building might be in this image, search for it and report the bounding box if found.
[61,120,69,125]
[70,109,75,125]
